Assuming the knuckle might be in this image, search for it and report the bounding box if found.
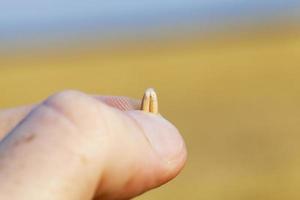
[46,90,85,106]
[43,90,91,121]
[42,90,110,129]
[44,90,88,109]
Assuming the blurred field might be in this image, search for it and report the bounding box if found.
[1,28,300,199]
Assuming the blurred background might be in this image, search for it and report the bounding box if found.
[1,0,300,199]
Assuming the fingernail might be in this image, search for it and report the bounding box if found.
[128,112,185,162]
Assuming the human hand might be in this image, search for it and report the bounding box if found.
[0,90,187,200]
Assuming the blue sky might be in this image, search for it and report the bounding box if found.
[0,0,299,46]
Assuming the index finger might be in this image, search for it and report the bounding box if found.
[0,95,141,140]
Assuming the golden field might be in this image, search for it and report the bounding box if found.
[1,27,300,199]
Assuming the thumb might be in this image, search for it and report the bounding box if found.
[0,90,187,200]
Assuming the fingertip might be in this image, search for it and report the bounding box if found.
[126,111,187,175]
[94,96,141,111]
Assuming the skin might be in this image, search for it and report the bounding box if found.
[0,90,187,200]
